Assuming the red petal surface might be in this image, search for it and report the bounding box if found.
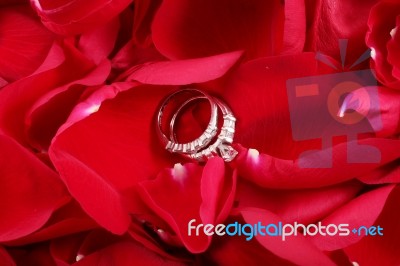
[236,180,363,224]
[126,51,243,85]
[49,85,173,234]
[25,60,111,151]
[0,6,53,82]
[341,86,400,137]
[0,133,69,242]
[5,200,97,246]
[31,0,133,35]
[241,208,336,265]
[0,247,15,266]
[74,240,186,266]
[221,53,335,159]
[358,160,400,184]
[78,17,120,64]
[306,0,378,65]
[367,1,400,89]
[152,0,285,60]
[0,41,94,146]
[344,185,400,266]
[233,140,400,189]
[203,234,294,266]
[309,185,395,250]
[139,159,236,253]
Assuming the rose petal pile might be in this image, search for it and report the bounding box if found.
[0,0,399,265]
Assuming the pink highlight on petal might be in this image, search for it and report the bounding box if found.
[171,163,187,184]
[247,148,260,164]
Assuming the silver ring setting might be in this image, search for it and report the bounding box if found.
[157,89,238,162]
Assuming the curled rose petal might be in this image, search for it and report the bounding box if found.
[309,184,395,251]
[0,41,94,146]
[306,0,378,65]
[126,51,243,85]
[31,0,133,35]
[152,0,285,60]
[232,139,400,189]
[25,60,111,151]
[344,185,400,265]
[138,158,236,253]
[241,208,336,265]
[0,133,69,242]
[367,0,400,89]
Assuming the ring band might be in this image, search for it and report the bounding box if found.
[169,96,237,162]
[157,89,218,154]
[157,89,238,162]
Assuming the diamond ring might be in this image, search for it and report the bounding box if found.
[156,89,237,162]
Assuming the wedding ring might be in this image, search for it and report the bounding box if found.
[157,89,218,154]
[157,89,238,162]
[170,96,238,162]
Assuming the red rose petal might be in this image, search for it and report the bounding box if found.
[0,133,69,242]
[74,240,186,266]
[358,160,400,184]
[309,184,395,251]
[233,140,400,189]
[282,0,306,55]
[0,247,15,266]
[4,200,98,246]
[111,40,165,77]
[0,6,54,82]
[344,185,400,265]
[9,244,56,266]
[138,158,236,253]
[236,180,363,224]
[0,41,94,146]
[50,233,87,265]
[152,0,285,60]
[126,51,243,85]
[49,149,131,235]
[340,86,400,137]
[78,17,120,64]
[49,85,174,234]
[241,208,336,266]
[132,0,162,45]
[31,0,133,35]
[367,1,400,89]
[203,234,294,266]
[25,60,111,151]
[306,0,378,65]
[222,53,335,159]
[386,15,400,85]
